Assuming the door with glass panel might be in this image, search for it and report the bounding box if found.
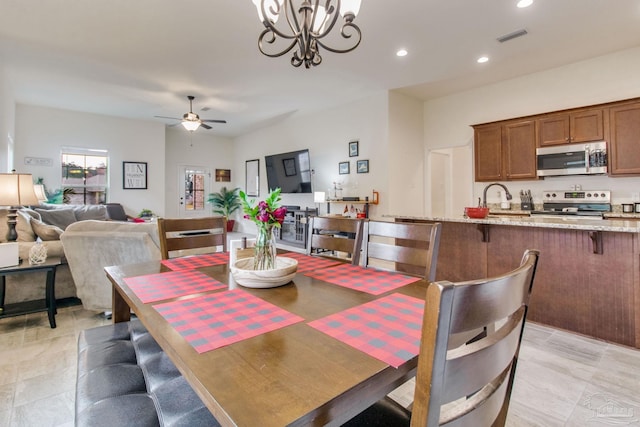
[178,166,211,218]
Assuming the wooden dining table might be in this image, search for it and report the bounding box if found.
[105,253,429,427]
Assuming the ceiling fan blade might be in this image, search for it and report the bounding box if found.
[202,119,227,124]
[154,115,181,120]
[200,123,212,130]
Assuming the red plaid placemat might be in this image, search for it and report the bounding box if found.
[281,252,342,273]
[123,270,226,303]
[154,289,304,353]
[304,264,420,295]
[161,252,229,270]
[308,293,424,368]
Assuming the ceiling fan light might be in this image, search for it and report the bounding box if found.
[181,120,201,131]
[339,0,361,18]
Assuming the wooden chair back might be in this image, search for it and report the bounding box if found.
[411,249,540,427]
[157,216,227,260]
[306,216,364,265]
[362,221,442,281]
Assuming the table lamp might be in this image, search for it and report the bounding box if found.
[0,172,40,242]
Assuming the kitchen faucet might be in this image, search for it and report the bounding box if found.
[482,183,512,208]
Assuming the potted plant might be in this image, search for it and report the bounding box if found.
[207,186,241,232]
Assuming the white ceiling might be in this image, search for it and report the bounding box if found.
[1,0,639,137]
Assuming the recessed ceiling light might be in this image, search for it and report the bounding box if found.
[517,0,533,8]
[396,49,408,57]
[477,56,489,64]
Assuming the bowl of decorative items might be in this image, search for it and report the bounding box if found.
[464,207,490,219]
[230,257,298,288]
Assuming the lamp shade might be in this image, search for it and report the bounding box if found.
[339,0,361,17]
[0,173,40,206]
[252,0,283,23]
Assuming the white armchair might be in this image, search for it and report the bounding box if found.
[61,220,161,312]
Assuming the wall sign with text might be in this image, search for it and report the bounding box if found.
[123,161,147,189]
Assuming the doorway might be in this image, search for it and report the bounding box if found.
[178,166,211,218]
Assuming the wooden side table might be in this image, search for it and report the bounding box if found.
[0,256,61,328]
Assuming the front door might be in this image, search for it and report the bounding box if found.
[178,166,211,218]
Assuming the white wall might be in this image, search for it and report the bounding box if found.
[164,127,235,217]
[232,92,389,233]
[388,92,425,216]
[0,64,16,173]
[423,46,640,208]
[14,104,166,217]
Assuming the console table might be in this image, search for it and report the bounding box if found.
[0,257,61,328]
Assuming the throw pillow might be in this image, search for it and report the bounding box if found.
[35,208,77,230]
[16,210,38,242]
[31,218,64,241]
[73,205,108,221]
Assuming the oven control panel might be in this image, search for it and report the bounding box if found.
[542,190,610,203]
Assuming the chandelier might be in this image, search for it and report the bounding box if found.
[251,0,362,68]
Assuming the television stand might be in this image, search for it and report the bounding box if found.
[274,207,318,248]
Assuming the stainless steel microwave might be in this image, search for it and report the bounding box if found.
[536,141,607,177]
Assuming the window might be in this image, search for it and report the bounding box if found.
[61,149,108,205]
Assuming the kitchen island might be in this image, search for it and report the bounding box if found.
[390,214,640,348]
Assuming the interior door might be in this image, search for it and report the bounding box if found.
[178,166,211,218]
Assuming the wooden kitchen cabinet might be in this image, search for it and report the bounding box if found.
[502,119,537,180]
[473,123,503,181]
[473,120,537,182]
[608,101,640,175]
[538,108,604,146]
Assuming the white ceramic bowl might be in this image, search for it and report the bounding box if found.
[230,256,298,288]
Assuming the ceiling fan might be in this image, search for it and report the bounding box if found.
[154,96,227,131]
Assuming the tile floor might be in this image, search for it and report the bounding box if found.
[1,304,639,426]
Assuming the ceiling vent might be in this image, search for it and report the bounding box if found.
[200,106,211,111]
[497,29,528,43]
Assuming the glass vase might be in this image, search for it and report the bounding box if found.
[254,224,277,270]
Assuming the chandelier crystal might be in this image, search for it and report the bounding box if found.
[251,0,362,68]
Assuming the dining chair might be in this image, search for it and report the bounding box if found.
[157,216,227,260]
[362,221,442,281]
[342,249,540,427]
[306,216,364,265]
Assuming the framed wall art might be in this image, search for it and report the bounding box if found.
[356,159,369,174]
[123,161,147,189]
[349,140,359,157]
[215,169,231,182]
[245,159,260,197]
[339,161,350,174]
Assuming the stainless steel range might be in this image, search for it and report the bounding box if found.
[530,190,611,219]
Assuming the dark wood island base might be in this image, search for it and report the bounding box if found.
[395,217,640,348]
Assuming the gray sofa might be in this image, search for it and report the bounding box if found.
[0,204,160,312]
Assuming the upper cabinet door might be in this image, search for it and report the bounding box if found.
[538,114,570,146]
[503,120,537,180]
[474,123,503,182]
[571,108,604,143]
[609,102,640,175]
[539,108,604,146]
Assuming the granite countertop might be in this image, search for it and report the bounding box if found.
[387,213,640,233]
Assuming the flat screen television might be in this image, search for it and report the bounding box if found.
[265,149,312,193]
